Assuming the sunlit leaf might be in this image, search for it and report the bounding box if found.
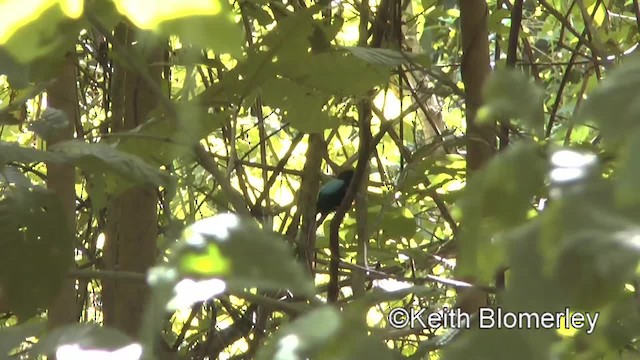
[0,1,81,63]
[173,214,314,296]
[114,0,244,56]
[30,324,136,359]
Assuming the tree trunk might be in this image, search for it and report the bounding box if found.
[46,51,79,328]
[457,0,495,315]
[102,23,164,337]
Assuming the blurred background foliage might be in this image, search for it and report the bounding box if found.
[0,0,639,359]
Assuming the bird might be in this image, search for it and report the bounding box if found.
[316,169,355,220]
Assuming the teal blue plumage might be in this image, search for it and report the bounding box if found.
[316,169,355,216]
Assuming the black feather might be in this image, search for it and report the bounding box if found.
[316,169,355,216]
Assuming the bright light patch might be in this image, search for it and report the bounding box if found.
[374,278,412,292]
[187,214,239,245]
[549,168,585,183]
[56,343,142,360]
[167,278,226,310]
[96,233,105,250]
[60,0,83,18]
[549,150,598,184]
[274,334,300,360]
[0,0,53,43]
[550,150,596,168]
[115,0,222,29]
[373,91,402,120]
[147,265,178,286]
[556,313,579,337]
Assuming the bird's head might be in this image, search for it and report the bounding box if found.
[337,169,355,183]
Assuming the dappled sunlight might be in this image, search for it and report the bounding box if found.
[114,0,222,29]
[374,278,412,292]
[167,278,226,310]
[0,0,51,43]
[549,149,597,184]
[187,213,239,245]
[373,91,402,121]
[56,343,142,360]
[275,334,301,360]
[59,0,83,18]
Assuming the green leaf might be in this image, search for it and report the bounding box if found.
[261,76,336,133]
[256,306,342,360]
[28,107,70,142]
[243,3,274,27]
[554,230,637,310]
[156,15,243,58]
[0,47,30,88]
[279,51,392,97]
[543,179,640,310]
[115,106,231,164]
[50,140,173,189]
[174,214,314,296]
[257,306,401,360]
[0,165,31,187]
[0,320,45,358]
[480,69,545,137]
[343,47,412,66]
[0,185,74,319]
[458,142,547,282]
[113,0,243,57]
[445,324,557,360]
[576,55,640,147]
[614,128,640,206]
[380,207,416,239]
[30,324,134,355]
[0,141,68,165]
[0,2,82,64]
[259,6,318,62]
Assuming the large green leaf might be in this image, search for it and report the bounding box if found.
[543,179,640,310]
[30,324,135,357]
[0,185,74,319]
[576,55,640,147]
[259,6,318,62]
[614,128,640,206]
[50,140,173,189]
[157,17,242,58]
[256,306,342,360]
[277,51,392,97]
[480,69,545,137]
[0,1,82,64]
[216,6,317,105]
[0,141,68,165]
[112,0,243,57]
[379,206,416,239]
[115,106,231,164]
[261,76,336,133]
[173,214,315,297]
[257,306,401,360]
[28,107,70,142]
[458,142,547,282]
[343,47,412,66]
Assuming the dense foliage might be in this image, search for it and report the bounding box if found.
[0,0,639,359]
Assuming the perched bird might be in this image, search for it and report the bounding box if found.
[316,169,355,219]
